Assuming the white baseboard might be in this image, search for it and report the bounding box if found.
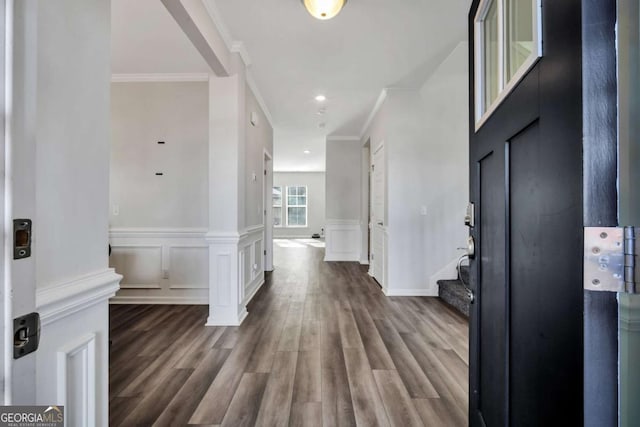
[109,295,207,305]
[382,287,437,297]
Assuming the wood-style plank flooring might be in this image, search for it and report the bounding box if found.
[109,239,469,426]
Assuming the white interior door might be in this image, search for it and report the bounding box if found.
[4,0,38,404]
[371,143,385,286]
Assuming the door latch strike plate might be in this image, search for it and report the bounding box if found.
[584,226,638,293]
[13,312,40,359]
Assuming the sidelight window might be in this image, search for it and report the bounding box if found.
[474,0,541,129]
[273,186,283,227]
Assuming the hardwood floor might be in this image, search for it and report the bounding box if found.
[109,239,469,426]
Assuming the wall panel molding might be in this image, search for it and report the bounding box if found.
[56,334,97,427]
[324,219,362,262]
[206,225,265,325]
[109,228,208,304]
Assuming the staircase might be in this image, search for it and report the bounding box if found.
[437,264,471,317]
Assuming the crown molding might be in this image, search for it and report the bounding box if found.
[359,88,388,139]
[111,73,210,83]
[202,0,274,129]
[202,0,234,49]
[231,41,251,67]
[246,71,274,126]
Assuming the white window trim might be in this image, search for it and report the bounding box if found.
[273,186,283,228]
[285,186,308,228]
[474,0,543,131]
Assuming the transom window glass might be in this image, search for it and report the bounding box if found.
[483,0,499,111]
[506,0,535,80]
[475,0,541,129]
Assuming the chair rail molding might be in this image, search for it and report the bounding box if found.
[36,269,122,326]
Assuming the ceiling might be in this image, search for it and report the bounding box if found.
[111,0,211,74]
[210,0,469,171]
[111,0,470,172]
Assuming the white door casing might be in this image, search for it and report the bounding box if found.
[371,142,385,287]
[4,4,121,427]
[4,0,38,404]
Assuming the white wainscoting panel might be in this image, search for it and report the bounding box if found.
[205,225,266,326]
[57,334,96,427]
[242,226,265,306]
[169,246,209,289]
[324,220,362,262]
[110,246,162,289]
[109,228,208,304]
[36,270,118,427]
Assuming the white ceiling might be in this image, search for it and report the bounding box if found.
[111,0,211,74]
[111,0,469,172]
[210,0,469,171]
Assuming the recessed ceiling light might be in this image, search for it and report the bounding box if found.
[315,95,326,102]
[303,150,311,154]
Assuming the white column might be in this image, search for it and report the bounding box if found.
[206,55,248,326]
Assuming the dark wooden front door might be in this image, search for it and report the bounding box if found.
[468,0,589,425]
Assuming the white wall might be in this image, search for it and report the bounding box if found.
[245,86,274,228]
[110,82,209,228]
[273,172,326,238]
[32,1,121,425]
[326,140,362,220]
[325,139,362,261]
[361,42,469,295]
[109,82,209,305]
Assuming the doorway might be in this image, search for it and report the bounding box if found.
[370,142,385,287]
[263,150,273,271]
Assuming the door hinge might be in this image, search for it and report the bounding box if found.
[584,226,639,293]
[264,249,267,255]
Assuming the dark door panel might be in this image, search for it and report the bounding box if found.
[508,121,583,425]
[469,0,585,425]
[477,150,506,427]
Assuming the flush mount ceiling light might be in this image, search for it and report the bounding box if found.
[302,0,347,20]
[303,150,311,154]
[315,94,327,102]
